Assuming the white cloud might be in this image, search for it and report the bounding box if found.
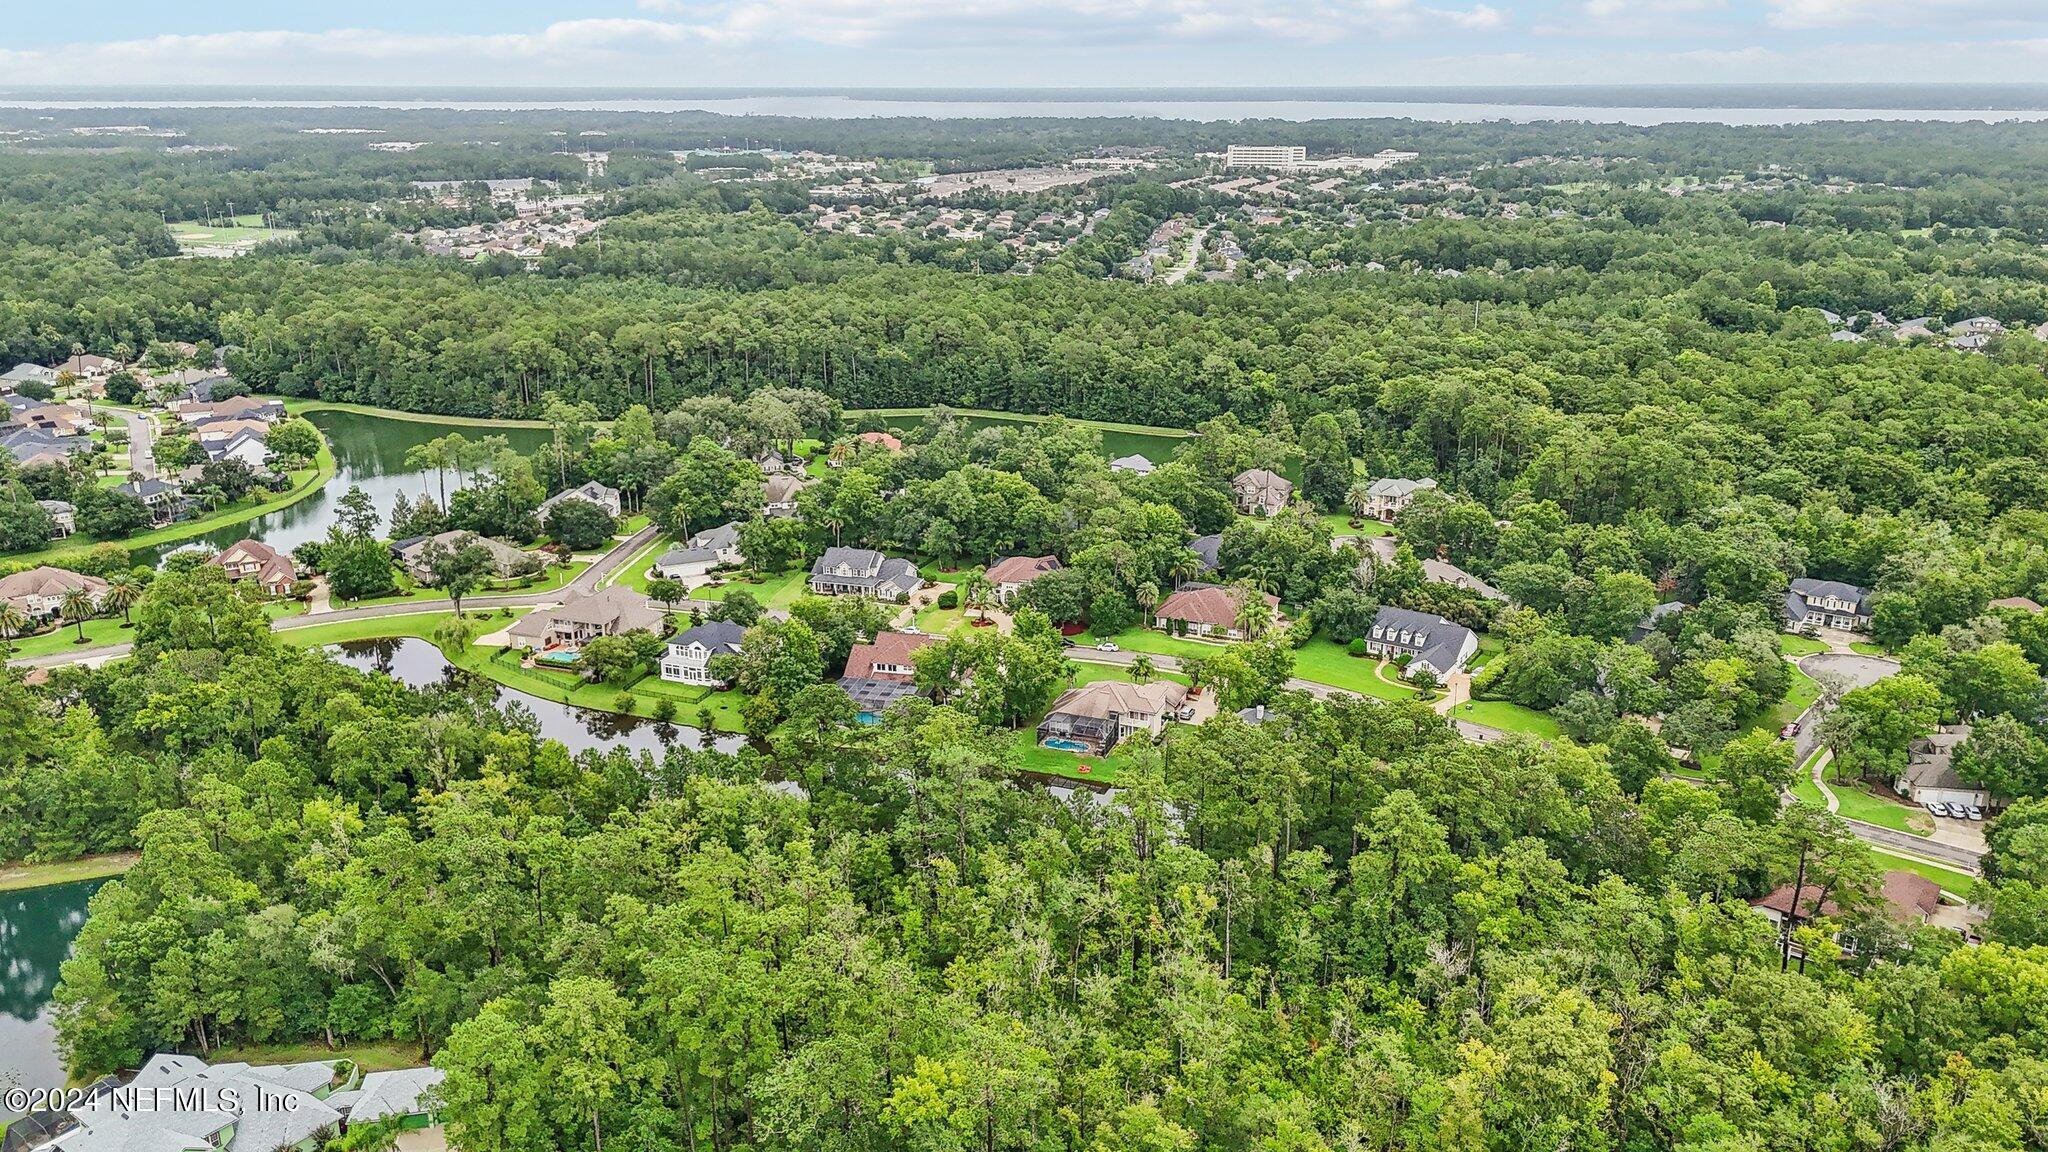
[1765,0,2046,31]
[1582,0,1722,17]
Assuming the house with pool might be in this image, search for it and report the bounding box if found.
[837,630,936,722]
[1036,679,1189,757]
[507,585,665,662]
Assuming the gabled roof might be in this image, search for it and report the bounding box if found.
[1371,605,1474,672]
[763,473,807,503]
[0,565,107,602]
[327,1067,446,1125]
[1187,534,1221,573]
[1367,476,1436,499]
[1045,679,1187,721]
[1109,453,1155,474]
[667,619,747,655]
[985,555,1062,585]
[844,630,938,679]
[687,521,741,553]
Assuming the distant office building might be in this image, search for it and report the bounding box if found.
[1226,145,1308,170]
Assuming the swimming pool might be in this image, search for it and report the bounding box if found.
[1040,738,1093,753]
[535,647,582,666]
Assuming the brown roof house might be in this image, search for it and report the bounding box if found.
[506,585,665,653]
[212,539,300,596]
[839,630,939,720]
[0,565,107,621]
[1751,870,1943,959]
[1154,583,1282,641]
[1231,468,1292,516]
[1036,679,1190,757]
[1894,725,2002,813]
[985,555,1062,603]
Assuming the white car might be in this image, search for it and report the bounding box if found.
[1096,641,1120,652]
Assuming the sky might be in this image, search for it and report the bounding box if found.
[4,1,2048,89]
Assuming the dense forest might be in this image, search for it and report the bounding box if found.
[10,108,2048,1151]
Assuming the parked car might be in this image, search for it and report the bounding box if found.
[1096,641,1120,652]
[1779,721,1801,739]
[1925,801,1953,818]
[1966,805,1986,821]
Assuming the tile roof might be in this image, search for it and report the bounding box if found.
[844,630,938,680]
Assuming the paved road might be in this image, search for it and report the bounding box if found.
[16,524,662,668]
[101,406,156,479]
[1159,225,1211,285]
[1789,651,1899,764]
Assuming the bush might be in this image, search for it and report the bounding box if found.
[936,590,960,609]
[651,698,678,724]
[614,692,636,713]
[1347,637,1369,658]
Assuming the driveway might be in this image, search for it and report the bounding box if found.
[101,405,156,479]
[1790,650,1899,762]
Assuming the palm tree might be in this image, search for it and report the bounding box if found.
[1233,582,1273,639]
[1346,480,1374,523]
[963,572,993,622]
[0,603,25,657]
[1136,580,1160,626]
[60,587,97,645]
[103,575,142,627]
[1130,654,1156,684]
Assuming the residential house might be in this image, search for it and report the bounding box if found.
[1109,453,1156,476]
[762,473,807,518]
[1891,317,1939,339]
[1360,537,1508,602]
[53,353,116,380]
[1364,606,1479,678]
[194,416,272,446]
[37,499,74,537]
[145,368,230,405]
[170,394,284,424]
[756,448,805,475]
[985,555,1062,603]
[1036,679,1190,756]
[326,1067,446,1130]
[1231,468,1293,516]
[37,1052,350,1152]
[1989,597,2044,614]
[1829,329,1867,343]
[1952,316,2006,336]
[505,584,665,652]
[1949,333,1993,353]
[1630,601,1688,644]
[839,630,940,721]
[1360,477,1438,521]
[1750,870,1944,959]
[115,478,184,525]
[659,620,747,686]
[1895,725,2002,813]
[654,522,743,580]
[12,404,91,436]
[1784,577,1873,634]
[857,430,903,452]
[0,565,107,621]
[395,529,537,580]
[538,479,623,519]
[1183,534,1222,584]
[1154,582,1282,641]
[206,428,271,469]
[2,363,60,392]
[809,547,921,599]
[213,538,299,595]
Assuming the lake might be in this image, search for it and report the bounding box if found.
[0,878,105,1103]
[327,636,747,757]
[146,409,551,563]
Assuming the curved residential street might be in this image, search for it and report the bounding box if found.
[101,405,157,479]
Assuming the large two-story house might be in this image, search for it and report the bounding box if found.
[660,620,747,686]
[809,547,922,599]
[0,565,107,622]
[1231,468,1293,516]
[1036,680,1190,757]
[839,630,939,721]
[506,585,665,652]
[212,538,300,595]
[654,521,743,581]
[1784,577,1873,634]
[1364,605,1479,679]
[1360,477,1438,522]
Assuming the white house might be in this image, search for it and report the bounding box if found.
[206,428,271,469]
[809,547,921,598]
[1109,454,1156,476]
[762,473,806,518]
[0,565,107,621]
[660,620,747,686]
[1784,578,1873,634]
[1894,725,2003,813]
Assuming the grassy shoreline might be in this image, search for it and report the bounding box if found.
[2,441,336,569]
[847,407,1196,438]
[283,397,553,429]
[0,852,138,892]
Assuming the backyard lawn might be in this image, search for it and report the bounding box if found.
[5,615,133,660]
[1453,699,1565,740]
[1321,514,1392,538]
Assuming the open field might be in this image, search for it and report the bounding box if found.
[168,213,296,254]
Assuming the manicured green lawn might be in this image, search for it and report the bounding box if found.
[696,567,808,610]
[1071,660,1190,688]
[1289,638,1419,701]
[282,397,551,429]
[205,1039,423,1074]
[4,616,133,660]
[1790,777,1827,808]
[4,444,334,567]
[1011,727,1138,783]
[1321,514,1392,537]
[1821,777,1932,835]
[0,852,137,893]
[1073,626,1232,663]
[1778,633,1830,657]
[335,561,589,610]
[914,604,972,634]
[606,535,676,593]
[1850,641,1890,657]
[1868,851,1977,898]
[1765,665,1822,731]
[1454,699,1564,740]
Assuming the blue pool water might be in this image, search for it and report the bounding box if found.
[536,647,581,665]
[1041,738,1092,753]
